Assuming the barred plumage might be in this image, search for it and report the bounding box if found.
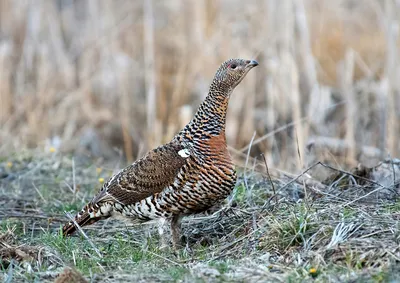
[62,58,258,248]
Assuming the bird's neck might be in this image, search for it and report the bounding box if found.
[198,90,230,124]
[179,90,231,141]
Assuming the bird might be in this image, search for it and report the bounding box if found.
[62,58,258,248]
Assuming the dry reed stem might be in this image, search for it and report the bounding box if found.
[383,0,399,158]
[342,49,356,166]
[144,0,157,149]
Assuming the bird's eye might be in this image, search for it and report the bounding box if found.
[230,64,237,69]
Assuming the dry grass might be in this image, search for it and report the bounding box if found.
[0,0,399,172]
[1,150,400,282]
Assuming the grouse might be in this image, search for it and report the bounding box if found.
[62,58,258,248]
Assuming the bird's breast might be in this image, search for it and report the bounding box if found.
[192,132,233,167]
[195,132,236,190]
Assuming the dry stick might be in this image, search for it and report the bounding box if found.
[360,229,392,239]
[342,49,356,166]
[32,182,46,203]
[239,100,346,152]
[315,162,387,190]
[64,211,102,258]
[72,157,77,203]
[243,132,257,232]
[294,0,318,168]
[377,79,388,155]
[239,117,306,152]
[260,160,390,212]
[390,156,397,189]
[244,132,256,181]
[0,44,12,124]
[260,153,276,195]
[259,163,323,212]
[383,0,399,157]
[146,250,183,267]
[63,180,75,194]
[294,130,303,169]
[341,186,392,208]
[386,250,400,262]
[291,57,304,169]
[30,222,36,242]
[217,228,258,253]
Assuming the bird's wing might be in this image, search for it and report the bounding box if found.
[92,141,191,205]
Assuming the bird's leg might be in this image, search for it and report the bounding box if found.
[171,214,183,249]
[158,218,168,249]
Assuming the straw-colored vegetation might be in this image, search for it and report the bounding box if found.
[1,0,400,282]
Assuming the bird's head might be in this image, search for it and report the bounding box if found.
[211,58,258,94]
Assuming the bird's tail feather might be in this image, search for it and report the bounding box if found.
[62,202,111,236]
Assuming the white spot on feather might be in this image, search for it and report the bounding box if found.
[178,148,190,158]
[98,203,112,216]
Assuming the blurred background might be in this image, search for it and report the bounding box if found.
[0,0,399,173]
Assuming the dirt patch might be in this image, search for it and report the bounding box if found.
[54,267,88,283]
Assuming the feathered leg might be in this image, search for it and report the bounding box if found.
[171,214,183,249]
[157,218,168,249]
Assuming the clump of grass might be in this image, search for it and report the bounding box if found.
[0,220,25,237]
[40,231,103,275]
[258,202,318,252]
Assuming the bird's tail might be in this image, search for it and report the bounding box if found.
[62,202,112,236]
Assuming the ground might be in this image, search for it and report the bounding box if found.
[1,150,400,282]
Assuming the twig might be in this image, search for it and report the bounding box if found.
[244,132,257,232]
[272,162,322,194]
[259,153,279,212]
[317,162,386,189]
[261,153,276,195]
[239,101,346,152]
[72,157,76,202]
[32,182,46,203]
[244,132,256,184]
[388,154,397,190]
[360,229,391,239]
[63,180,74,194]
[294,129,303,169]
[217,228,258,253]
[146,250,183,267]
[341,186,390,208]
[64,211,102,258]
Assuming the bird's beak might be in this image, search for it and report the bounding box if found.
[247,59,259,68]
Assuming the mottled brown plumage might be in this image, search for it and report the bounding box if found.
[62,58,258,248]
